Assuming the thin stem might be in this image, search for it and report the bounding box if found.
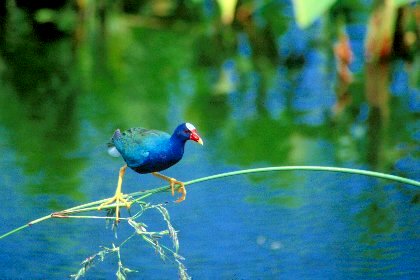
[119,233,136,248]
[1,166,418,240]
[53,215,129,220]
[58,203,122,215]
[130,166,420,199]
[0,215,51,239]
[183,166,420,187]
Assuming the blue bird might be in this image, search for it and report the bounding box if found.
[99,123,203,221]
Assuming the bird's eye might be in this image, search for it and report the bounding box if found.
[184,129,190,133]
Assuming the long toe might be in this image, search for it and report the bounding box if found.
[121,196,132,208]
[175,185,187,203]
[169,178,176,196]
[97,193,131,222]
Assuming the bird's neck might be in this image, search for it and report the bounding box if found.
[169,134,187,154]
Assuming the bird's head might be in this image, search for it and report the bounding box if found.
[174,123,204,145]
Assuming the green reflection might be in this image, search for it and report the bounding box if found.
[246,195,303,208]
[79,17,199,131]
[0,0,417,214]
[356,202,396,243]
[0,11,84,205]
[353,185,399,265]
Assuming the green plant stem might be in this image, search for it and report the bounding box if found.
[185,166,420,187]
[130,165,419,201]
[53,215,129,220]
[0,215,51,239]
[1,166,418,240]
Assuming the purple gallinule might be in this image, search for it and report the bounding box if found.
[99,123,203,221]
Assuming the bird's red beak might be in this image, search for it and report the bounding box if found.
[190,130,204,145]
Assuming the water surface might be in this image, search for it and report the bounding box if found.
[0,2,419,279]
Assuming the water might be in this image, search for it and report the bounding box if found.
[0,2,419,279]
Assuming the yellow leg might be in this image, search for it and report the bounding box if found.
[98,165,132,222]
[152,172,187,203]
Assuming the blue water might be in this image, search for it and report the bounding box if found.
[0,1,419,279]
[1,150,419,279]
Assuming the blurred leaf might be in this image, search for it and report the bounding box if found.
[56,6,77,32]
[364,0,397,62]
[34,7,76,32]
[217,0,238,25]
[292,0,337,28]
[35,9,55,23]
[393,0,416,7]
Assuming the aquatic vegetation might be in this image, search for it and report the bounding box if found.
[71,202,189,280]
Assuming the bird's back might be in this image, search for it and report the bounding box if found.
[108,127,178,172]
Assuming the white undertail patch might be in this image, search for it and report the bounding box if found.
[107,146,121,157]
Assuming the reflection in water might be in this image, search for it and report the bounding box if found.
[367,107,384,168]
[365,62,390,121]
[351,184,405,278]
[333,28,354,117]
[0,11,84,204]
[0,1,418,279]
[356,201,395,246]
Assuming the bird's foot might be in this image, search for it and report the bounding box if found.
[98,192,132,209]
[152,172,187,203]
[98,164,130,222]
[169,178,187,203]
[98,192,132,222]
